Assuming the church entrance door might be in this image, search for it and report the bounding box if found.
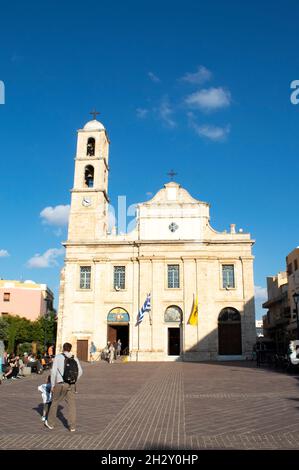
[218,323,242,355]
[77,339,88,361]
[107,324,129,355]
[168,328,180,355]
[218,308,242,355]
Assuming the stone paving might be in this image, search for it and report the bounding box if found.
[1,360,299,449]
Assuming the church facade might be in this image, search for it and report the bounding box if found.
[56,117,256,361]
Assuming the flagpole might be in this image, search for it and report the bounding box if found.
[196,260,199,345]
[137,256,140,362]
[182,260,185,361]
[150,260,153,352]
[149,292,153,351]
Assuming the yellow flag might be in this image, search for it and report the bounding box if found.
[187,295,198,326]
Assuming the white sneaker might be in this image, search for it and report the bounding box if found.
[44,420,54,430]
[69,428,76,432]
[41,416,46,422]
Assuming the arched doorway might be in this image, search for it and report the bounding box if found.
[218,307,242,355]
[107,307,130,355]
[164,305,183,356]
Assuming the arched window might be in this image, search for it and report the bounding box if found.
[84,165,94,188]
[218,307,241,323]
[164,305,182,322]
[107,307,130,323]
[218,307,242,355]
[87,137,95,156]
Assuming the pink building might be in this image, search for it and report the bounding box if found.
[0,280,54,321]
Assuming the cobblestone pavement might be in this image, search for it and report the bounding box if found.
[1,361,299,450]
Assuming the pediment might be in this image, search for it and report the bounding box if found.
[142,182,208,206]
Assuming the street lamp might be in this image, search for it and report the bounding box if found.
[43,314,52,354]
[43,315,48,353]
[292,292,299,340]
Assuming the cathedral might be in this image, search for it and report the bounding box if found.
[56,116,256,362]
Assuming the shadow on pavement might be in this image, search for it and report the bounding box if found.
[32,404,69,429]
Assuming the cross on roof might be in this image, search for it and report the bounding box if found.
[167,169,177,180]
[90,109,100,120]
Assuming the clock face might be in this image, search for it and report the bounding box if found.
[82,197,91,207]
[169,222,178,232]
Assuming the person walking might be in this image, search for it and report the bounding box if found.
[44,342,82,432]
[38,375,52,422]
[108,342,115,364]
[116,339,122,358]
[89,341,96,362]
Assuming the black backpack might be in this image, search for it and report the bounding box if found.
[62,354,79,384]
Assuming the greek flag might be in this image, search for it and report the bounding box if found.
[136,293,151,326]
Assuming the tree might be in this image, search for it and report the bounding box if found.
[0,317,9,341]
[39,311,57,351]
[5,315,32,353]
[0,312,57,353]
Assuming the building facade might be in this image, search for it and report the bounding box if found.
[262,248,299,351]
[0,280,54,321]
[262,272,289,352]
[56,118,256,361]
[286,247,299,339]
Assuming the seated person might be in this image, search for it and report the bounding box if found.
[4,357,19,379]
[27,354,43,373]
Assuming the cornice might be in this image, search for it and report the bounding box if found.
[63,238,254,247]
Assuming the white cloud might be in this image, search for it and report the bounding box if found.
[255,286,268,301]
[185,87,231,112]
[136,108,149,119]
[158,98,176,128]
[0,249,9,258]
[148,71,161,83]
[40,205,70,226]
[192,123,230,141]
[27,248,64,268]
[181,65,212,85]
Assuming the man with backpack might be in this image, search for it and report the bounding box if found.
[45,342,82,432]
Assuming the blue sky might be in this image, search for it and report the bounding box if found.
[0,0,299,318]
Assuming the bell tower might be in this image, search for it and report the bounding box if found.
[67,112,110,241]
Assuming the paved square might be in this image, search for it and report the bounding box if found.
[1,361,299,449]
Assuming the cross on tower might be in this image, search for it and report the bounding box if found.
[89,109,100,120]
[167,169,177,180]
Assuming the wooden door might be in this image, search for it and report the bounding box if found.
[77,340,88,361]
[168,328,181,355]
[218,323,242,355]
[108,325,117,344]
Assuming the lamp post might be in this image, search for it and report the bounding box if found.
[43,313,52,354]
[292,292,299,340]
[43,315,48,354]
